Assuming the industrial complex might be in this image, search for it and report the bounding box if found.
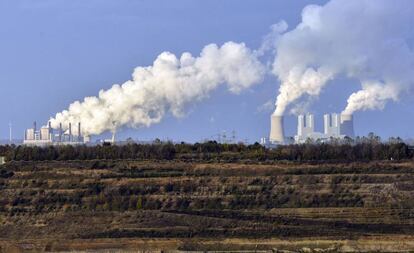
[23,122,90,146]
[22,112,355,146]
[269,113,355,144]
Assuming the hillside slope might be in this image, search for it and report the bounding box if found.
[0,160,413,252]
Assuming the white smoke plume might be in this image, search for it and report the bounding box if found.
[271,0,414,116]
[50,42,265,136]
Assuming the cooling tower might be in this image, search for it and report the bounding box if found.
[269,115,285,143]
[340,114,355,137]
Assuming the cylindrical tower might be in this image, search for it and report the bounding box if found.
[340,114,355,137]
[298,115,305,136]
[78,122,81,142]
[323,114,330,135]
[269,115,285,143]
[59,123,62,142]
[48,121,53,141]
[68,123,72,142]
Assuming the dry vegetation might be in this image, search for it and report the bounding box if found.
[0,159,413,252]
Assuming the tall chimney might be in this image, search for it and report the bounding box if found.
[340,114,355,138]
[59,123,62,142]
[69,123,72,142]
[78,122,81,142]
[48,121,53,141]
[35,121,39,140]
[269,115,285,143]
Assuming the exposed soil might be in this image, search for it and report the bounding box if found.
[0,160,413,252]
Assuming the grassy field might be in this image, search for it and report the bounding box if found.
[0,159,413,252]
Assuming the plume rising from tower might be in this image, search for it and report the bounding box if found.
[50,42,265,136]
[269,0,414,116]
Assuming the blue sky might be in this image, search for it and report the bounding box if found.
[0,0,413,143]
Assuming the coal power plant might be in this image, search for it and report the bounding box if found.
[23,121,90,146]
[269,113,355,145]
[22,112,355,147]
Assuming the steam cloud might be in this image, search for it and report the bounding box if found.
[272,0,414,116]
[51,0,414,137]
[50,42,264,135]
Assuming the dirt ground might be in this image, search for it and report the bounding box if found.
[0,160,413,252]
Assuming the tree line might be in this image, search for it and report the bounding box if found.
[0,134,412,162]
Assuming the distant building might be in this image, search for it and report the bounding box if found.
[0,156,5,165]
[23,121,90,146]
[324,113,341,136]
[294,113,355,144]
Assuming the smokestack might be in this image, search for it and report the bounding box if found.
[48,121,53,141]
[59,123,62,142]
[33,121,40,140]
[78,122,81,142]
[269,115,285,143]
[340,114,354,138]
[69,123,72,142]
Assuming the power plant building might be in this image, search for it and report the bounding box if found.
[340,114,355,137]
[294,113,354,143]
[268,113,355,145]
[324,113,341,136]
[23,121,90,146]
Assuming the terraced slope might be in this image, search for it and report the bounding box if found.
[0,160,413,252]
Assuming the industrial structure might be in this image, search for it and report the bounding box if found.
[294,113,354,143]
[339,114,355,137]
[23,121,90,146]
[269,115,285,143]
[268,113,355,145]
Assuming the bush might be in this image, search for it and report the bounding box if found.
[2,137,412,162]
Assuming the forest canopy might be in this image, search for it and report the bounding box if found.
[0,134,412,162]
